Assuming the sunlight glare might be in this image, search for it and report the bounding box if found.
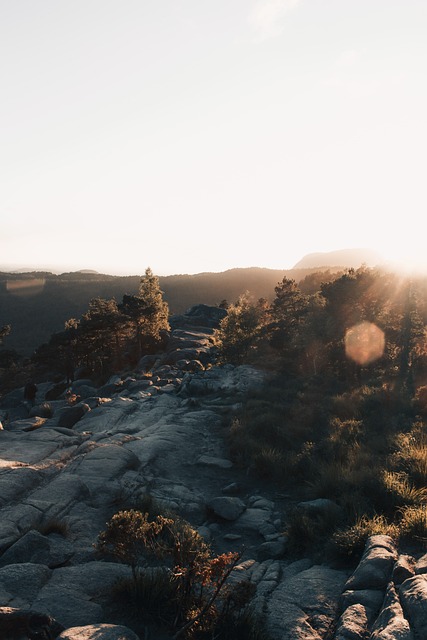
[345,322,385,365]
[6,278,46,296]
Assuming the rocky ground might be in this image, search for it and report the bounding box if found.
[0,305,426,640]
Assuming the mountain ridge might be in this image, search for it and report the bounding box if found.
[0,249,385,357]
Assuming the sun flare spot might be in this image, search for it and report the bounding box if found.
[6,278,46,297]
[345,321,385,365]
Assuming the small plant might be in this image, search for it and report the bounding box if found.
[399,505,427,543]
[328,515,399,564]
[65,390,80,405]
[285,505,343,559]
[31,401,53,418]
[381,471,427,510]
[252,447,288,481]
[392,425,427,488]
[96,510,256,639]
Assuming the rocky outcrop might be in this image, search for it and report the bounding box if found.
[0,306,426,639]
[335,535,427,640]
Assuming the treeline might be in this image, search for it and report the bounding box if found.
[212,266,427,562]
[31,268,170,384]
[215,266,427,391]
[0,266,340,356]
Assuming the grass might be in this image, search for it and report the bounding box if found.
[399,505,427,543]
[285,505,344,559]
[228,374,427,566]
[328,515,400,564]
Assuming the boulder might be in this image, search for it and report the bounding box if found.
[57,403,90,429]
[0,563,52,603]
[334,603,370,639]
[0,606,65,639]
[393,554,416,585]
[370,582,413,640]
[267,564,349,640]
[58,623,139,639]
[208,496,246,521]
[29,402,53,418]
[399,574,427,639]
[344,535,398,591]
[415,552,427,574]
[0,530,74,568]
[32,562,132,628]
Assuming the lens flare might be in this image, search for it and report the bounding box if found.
[6,278,46,296]
[345,321,385,365]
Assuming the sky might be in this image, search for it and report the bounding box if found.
[1,0,427,276]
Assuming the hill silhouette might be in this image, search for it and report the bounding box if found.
[293,248,383,269]
[1,266,339,356]
[0,250,380,357]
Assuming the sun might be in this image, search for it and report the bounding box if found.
[376,243,427,275]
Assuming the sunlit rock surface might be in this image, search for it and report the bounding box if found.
[0,307,426,639]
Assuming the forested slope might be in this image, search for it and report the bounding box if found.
[0,267,331,356]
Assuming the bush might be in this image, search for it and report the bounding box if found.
[96,510,260,639]
[399,505,427,543]
[392,424,427,488]
[285,505,344,559]
[328,515,399,564]
[96,510,173,579]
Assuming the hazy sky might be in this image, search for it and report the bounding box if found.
[1,1,426,276]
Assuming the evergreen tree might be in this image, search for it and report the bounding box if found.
[119,267,169,359]
[0,324,11,346]
[267,277,310,373]
[213,293,267,365]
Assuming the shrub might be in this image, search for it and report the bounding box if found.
[252,447,288,481]
[96,510,257,639]
[399,505,427,543]
[96,510,173,580]
[414,385,427,416]
[381,471,427,510]
[109,567,178,628]
[391,424,427,487]
[285,505,344,559]
[328,515,399,564]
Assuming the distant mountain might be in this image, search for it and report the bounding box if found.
[293,248,383,270]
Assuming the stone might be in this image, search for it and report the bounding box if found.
[339,589,385,616]
[399,574,427,639]
[235,507,273,534]
[208,496,246,521]
[196,455,233,468]
[0,563,52,603]
[57,403,90,429]
[370,582,413,640]
[297,498,342,515]
[32,562,132,628]
[415,552,427,574]
[334,603,370,640]
[0,530,74,569]
[257,538,286,561]
[267,565,349,640]
[221,482,242,494]
[345,535,398,591]
[0,606,65,639]
[58,624,140,639]
[29,402,53,418]
[0,467,42,507]
[393,554,416,585]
